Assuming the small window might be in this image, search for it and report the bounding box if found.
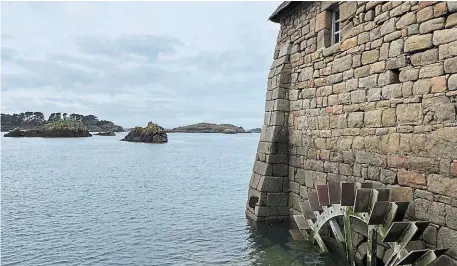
[331,8,341,44]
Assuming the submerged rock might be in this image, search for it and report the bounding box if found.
[4,121,92,138]
[95,131,115,136]
[121,122,168,143]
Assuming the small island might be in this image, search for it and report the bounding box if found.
[1,112,124,132]
[4,120,92,138]
[246,128,262,133]
[168,123,245,133]
[95,131,115,136]
[121,122,168,143]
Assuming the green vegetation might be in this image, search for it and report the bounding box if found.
[42,120,88,132]
[131,122,165,135]
[1,112,123,132]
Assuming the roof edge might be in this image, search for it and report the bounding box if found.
[268,1,304,23]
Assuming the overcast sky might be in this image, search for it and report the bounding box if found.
[1,1,281,129]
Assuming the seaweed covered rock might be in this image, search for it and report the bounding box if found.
[4,120,92,138]
[121,122,168,143]
[95,131,115,136]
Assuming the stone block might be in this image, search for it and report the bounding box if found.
[362,49,380,65]
[399,68,419,82]
[354,65,371,78]
[364,109,383,128]
[426,127,457,159]
[428,174,457,198]
[351,90,366,103]
[382,84,402,99]
[348,112,364,128]
[446,205,457,230]
[299,67,313,81]
[404,34,433,52]
[255,206,289,217]
[419,17,445,34]
[257,176,284,192]
[433,28,457,45]
[389,39,403,57]
[380,43,389,60]
[437,227,457,258]
[412,79,431,95]
[445,57,457,73]
[367,87,381,101]
[449,74,457,91]
[382,108,396,127]
[340,36,358,51]
[340,1,357,21]
[397,103,423,125]
[355,151,386,167]
[387,56,407,69]
[433,1,448,17]
[317,29,331,49]
[359,75,378,89]
[396,12,416,29]
[415,198,445,225]
[380,168,396,184]
[380,17,396,36]
[316,11,332,32]
[332,55,353,73]
[407,24,420,35]
[449,2,457,13]
[398,170,427,189]
[266,193,288,207]
[430,255,457,266]
[419,63,443,78]
[410,48,438,66]
[423,224,438,245]
[370,61,386,74]
[417,6,433,23]
[446,13,457,28]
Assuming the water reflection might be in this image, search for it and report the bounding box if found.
[245,220,346,266]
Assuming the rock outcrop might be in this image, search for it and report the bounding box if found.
[246,128,262,133]
[223,129,237,134]
[95,131,115,136]
[168,123,245,133]
[121,122,167,143]
[4,120,92,138]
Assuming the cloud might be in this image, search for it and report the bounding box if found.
[1,33,15,40]
[0,1,281,128]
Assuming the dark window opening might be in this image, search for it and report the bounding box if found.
[249,196,259,209]
[332,8,341,44]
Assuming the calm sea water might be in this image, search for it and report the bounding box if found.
[1,132,338,266]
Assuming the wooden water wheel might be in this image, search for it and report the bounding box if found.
[289,182,448,266]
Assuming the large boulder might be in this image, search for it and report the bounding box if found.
[4,121,92,138]
[121,122,168,143]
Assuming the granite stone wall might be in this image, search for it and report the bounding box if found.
[246,1,457,264]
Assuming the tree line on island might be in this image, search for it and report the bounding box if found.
[1,112,262,143]
[1,112,123,132]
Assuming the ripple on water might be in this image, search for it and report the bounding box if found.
[1,133,339,265]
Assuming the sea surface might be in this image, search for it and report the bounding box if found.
[1,132,340,266]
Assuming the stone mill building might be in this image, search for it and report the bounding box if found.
[246,1,457,265]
